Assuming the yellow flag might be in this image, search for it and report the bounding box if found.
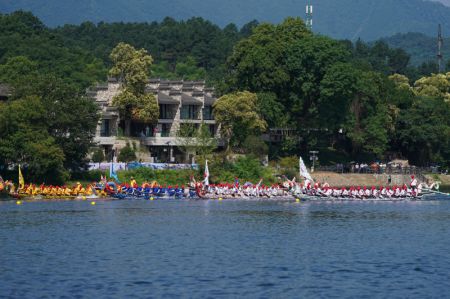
[18,165,24,190]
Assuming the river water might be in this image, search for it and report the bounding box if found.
[1,198,450,298]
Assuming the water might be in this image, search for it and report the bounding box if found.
[1,198,450,298]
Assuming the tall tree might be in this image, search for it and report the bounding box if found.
[396,97,450,165]
[213,91,267,151]
[414,72,450,102]
[110,43,159,135]
[8,75,100,171]
[177,122,218,163]
[0,96,67,184]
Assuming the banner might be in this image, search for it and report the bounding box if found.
[88,162,199,171]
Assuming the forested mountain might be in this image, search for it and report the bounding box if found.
[383,32,450,66]
[0,11,439,90]
[2,0,450,40]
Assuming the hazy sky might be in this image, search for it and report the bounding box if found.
[436,0,450,5]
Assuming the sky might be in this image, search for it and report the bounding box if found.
[436,0,450,5]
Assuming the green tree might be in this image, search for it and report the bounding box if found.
[256,92,288,128]
[0,12,106,89]
[227,18,311,94]
[213,91,267,151]
[414,73,450,102]
[0,96,67,184]
[174,56,207,80]
[9,75,100,171]
[110,43,159,135]
[396,97,450,165]
[177,122,218,163]
[109,42,153,93]
[389,74,412,91]
[242,135,268,158]
[0,56,39,83]
[91,148,105,165]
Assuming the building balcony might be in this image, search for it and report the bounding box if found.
[158,119,174,124]
[94,136,117,146]
[95,135,225,147]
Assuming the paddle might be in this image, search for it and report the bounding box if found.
[422,188,450,197]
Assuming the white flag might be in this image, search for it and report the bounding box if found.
[203,160,210,186]
[299,157,314,182]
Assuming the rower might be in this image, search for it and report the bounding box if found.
[410,175,418,192]
[130,177,137,188]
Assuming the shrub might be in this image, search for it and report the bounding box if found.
[91,148,105,164]
[118,143,137,162]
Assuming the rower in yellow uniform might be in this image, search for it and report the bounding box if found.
[85,185,93,196]
[64,187,72,196]
[130,177,137,188]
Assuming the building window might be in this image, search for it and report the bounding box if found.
[181,105,199,120]
[100,119,110,137]
[203,106,214,120]
[161,124,171,137]
[159,104,175,119]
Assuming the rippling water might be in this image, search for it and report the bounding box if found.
[1,198,450,298]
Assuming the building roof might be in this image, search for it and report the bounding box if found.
[204,95,216,105]
[181,93,203,105]
[158,92,179,105]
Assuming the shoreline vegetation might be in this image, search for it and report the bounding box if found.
[0,12,449,186]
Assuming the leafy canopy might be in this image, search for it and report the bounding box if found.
[213,91,267,149]
[110,43,159,124]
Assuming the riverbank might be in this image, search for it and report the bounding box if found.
[312,171,449,188]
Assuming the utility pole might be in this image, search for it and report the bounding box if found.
[309,150,319,173]
[306,0,313,31]
[438,24,444,73]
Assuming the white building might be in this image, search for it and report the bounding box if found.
[88,78,220,163]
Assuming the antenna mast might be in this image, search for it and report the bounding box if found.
[438,24,444,73]
[306,0,313,30]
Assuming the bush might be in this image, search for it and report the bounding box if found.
[118,167,195,186]
[118,143,137,162]
[91,148,105,164]
[197,154,276,184]
[277,156,299,179]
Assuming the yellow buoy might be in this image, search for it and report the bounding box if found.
[91,201,96,205]
[295,198,300,203]
[16,200,22,205]
[150,197,154,201]
[219,197,223,201]
[82,196,87,200]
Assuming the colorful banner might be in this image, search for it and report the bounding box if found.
[88,162,199,171]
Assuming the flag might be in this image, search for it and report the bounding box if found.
[18,164,25,189]
[110,162,121,183]
[203,160,209,186]
[299,157,314,182]
[256,178,263,188]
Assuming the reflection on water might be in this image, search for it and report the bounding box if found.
[1,199,450,297]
